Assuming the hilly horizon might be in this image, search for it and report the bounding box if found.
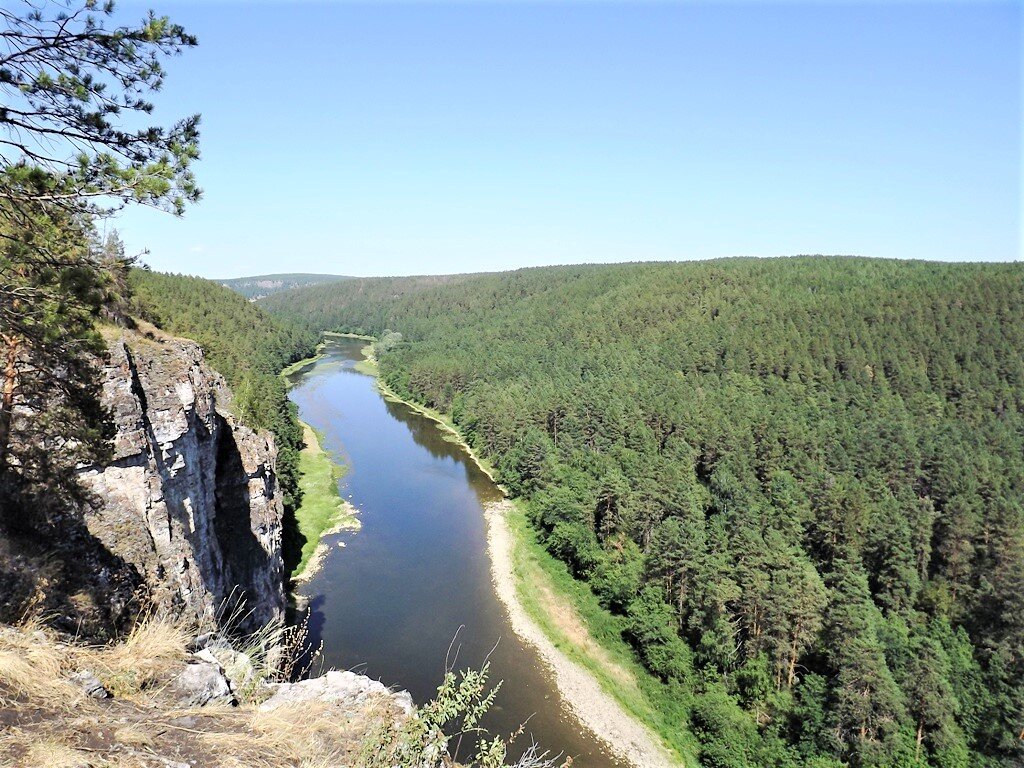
[1,2,1019,768]
[220,273,354,300]
[226,253,1020,291]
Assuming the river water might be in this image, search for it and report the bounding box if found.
[286,337,624,767]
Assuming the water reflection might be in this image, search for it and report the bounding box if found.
[381,396,460,461]
[289,338,625,768]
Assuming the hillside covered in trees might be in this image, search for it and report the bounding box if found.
[264,257,1024,768]
[220,273,353,300]
[260,273,479,332]
[129,271,318,558]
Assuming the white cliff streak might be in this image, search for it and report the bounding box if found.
[78,330,285,632]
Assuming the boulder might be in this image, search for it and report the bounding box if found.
[196,646,259,697]
[172,659,234,706]
[187,632,232,653]
[260,669,414,716]
[69,670,110,699]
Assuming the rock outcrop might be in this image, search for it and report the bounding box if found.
[1,621,425,768]
[261,670,415,716]
[77,328,285,632]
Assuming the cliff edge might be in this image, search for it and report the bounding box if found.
[77,326,286,633]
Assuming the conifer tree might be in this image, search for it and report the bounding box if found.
[0,1,199,488]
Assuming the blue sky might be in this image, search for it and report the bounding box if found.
[111,1,1022,278]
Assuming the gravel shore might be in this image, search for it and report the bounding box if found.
[484,500,681,768]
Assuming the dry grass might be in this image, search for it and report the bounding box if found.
[0,728,94,768]
[85,612,191,697]
[530,574,637,692]
[0,612,190,704]
[113,723,157,748]
[0,619,75,706]
[191,698,400,767]
[22,737,92,768]
[0,612,409,768]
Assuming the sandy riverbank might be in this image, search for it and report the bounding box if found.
[290,507,359,585]
[484,499,681,768]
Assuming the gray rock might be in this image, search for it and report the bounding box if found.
[76,331,286,634]
[196,647,258,696]
[69,670,110,699]
[188,632,232,653]
[172,660,234,706]
[261,670,414,716]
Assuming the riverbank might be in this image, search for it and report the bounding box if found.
[290,421,360,583]
[280,340,329,378]
[352,339,687,768]
[324,331,375,341]
[361,347,502,485]
[486,500,687,768]
[282,333,374,378]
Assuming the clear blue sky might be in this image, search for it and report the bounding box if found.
[111,1,1022,278]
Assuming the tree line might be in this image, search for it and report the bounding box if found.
[264,257,1024,768]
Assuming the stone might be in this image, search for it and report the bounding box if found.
[196,647,258,696]
[187,632,232,653]
[172,659,234,707]
[260,670,414,716]
[76,330,286,634]
[69,670,110,699]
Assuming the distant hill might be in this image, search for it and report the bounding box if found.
[220,273,352,300]
[258,273,480,333]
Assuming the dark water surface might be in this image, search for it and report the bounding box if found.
[288,337,625,767]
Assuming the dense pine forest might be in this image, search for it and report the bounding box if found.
[259,273,477,332]
[264,257,1024,768]
[129,271,318,543]
[219,273,353,299]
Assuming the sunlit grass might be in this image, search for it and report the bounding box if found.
[292,422,358,579]
[280,353,324,378]
[0,613,398,768]
[354,343,379,376]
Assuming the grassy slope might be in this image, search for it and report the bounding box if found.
[280,350,325,378]
[0,616,396,767]
[291,421,358,579]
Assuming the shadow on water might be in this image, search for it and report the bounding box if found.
[288,338,626,768]
[380,396,470,464]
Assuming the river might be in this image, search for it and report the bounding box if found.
[286,336,625,767]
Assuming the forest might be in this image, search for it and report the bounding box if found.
[219,273,353,300]
[129,270,318,568]
[263,257,1024,768]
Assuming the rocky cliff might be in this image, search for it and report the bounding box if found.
[77,328,286,632]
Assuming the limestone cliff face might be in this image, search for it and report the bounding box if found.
[77,330,285,632]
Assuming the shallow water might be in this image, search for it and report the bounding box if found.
[288,337,625,767]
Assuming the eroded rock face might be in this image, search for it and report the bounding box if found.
[77,331,285,633]
[261,670,415,717]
